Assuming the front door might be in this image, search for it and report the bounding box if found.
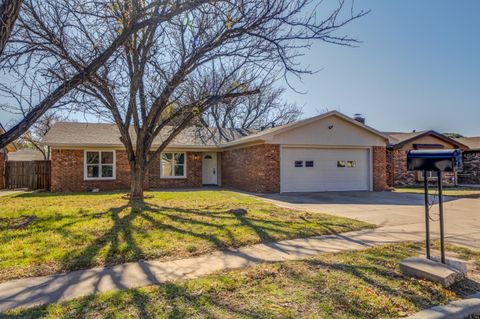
[202,152,218,185]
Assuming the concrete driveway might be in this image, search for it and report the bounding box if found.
[257,191,480,250]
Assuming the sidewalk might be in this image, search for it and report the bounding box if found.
[0,224,426,312]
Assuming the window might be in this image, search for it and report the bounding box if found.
[337,161,356,168]
[305,161,314,167]
[418,171,438,181]
[161,152,186,178]
[84,151,115,180]
[294,161,303,167]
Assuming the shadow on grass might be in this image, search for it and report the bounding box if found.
[4,244,478,319]
[0,196,373,317]
[57,198,348,272]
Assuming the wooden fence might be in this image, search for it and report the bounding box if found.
[5,161,51,190]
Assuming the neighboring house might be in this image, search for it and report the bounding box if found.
[42,111,390,193]
[385,130,468,187]
[7,149,45,161]
[455,137,480,185]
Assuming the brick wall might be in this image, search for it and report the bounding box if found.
[222,144,280,193]
[148,152,202,188]
[458,151,480,184]
[51,149,203,192]
[0,152,5,189]
[51,149,131,192]
[391,149,416,186]
[386,148,394,188]
[373,146,389,191]
[390,148,455,186]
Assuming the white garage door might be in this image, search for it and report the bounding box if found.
[281,148,370,192]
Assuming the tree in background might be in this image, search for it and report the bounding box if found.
[2,0,368,200]
[202,78,302,141]
[16,112,66,159]
[443,133,464,139]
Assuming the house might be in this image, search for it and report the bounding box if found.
[454,137,480,185]
[42,111,390,193]
[7,149,45,161]
[385,130,468,187]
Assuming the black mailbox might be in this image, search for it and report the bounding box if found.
[407,149,463,172]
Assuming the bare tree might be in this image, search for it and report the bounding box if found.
[0,0,211,148]
[17,112,66,159]
[203,81,302,141]
[3,0,368,200]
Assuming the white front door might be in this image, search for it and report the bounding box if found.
[281,147,370,192]
[202,152,218,185]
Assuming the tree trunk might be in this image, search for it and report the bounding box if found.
[0,0,24,56]
[130,164,145,201]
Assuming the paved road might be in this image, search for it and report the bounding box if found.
[258,191,480,250]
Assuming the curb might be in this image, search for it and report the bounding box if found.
[406,293,480,319]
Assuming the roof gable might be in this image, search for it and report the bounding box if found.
[222,111,388,147]
[388,130,469,150]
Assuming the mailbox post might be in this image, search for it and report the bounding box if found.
[407,149,463,264]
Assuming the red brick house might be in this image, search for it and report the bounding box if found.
[385,130,468,187]
[43,111,390,193]
[455,137,480,185]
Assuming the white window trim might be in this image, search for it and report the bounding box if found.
[84,150,116,181]
[417,171,438,181]
[160,151,187,179]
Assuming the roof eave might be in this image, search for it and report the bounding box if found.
[389,130,470,150]
[47,143,223,150]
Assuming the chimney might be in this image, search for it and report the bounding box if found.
[353,113,366,124]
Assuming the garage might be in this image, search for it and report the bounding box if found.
[221,111,388,193]
[281,147,371,192]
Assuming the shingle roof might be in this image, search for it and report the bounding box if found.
[43,122,253,148]
[383,131,428,145]
[43,111,389,148]
[455,137,480,150]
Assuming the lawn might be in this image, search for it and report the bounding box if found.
[4,243,479,319]
[0,190,373,282]
[395,186,480,198]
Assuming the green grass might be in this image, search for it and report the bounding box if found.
[433,241,480,268]
[4,243,478,319]
[394,186,480,198]
[0,190,373,282]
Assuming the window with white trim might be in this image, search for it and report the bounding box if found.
[418,171,438,181]
[161,152,186,178]
[85,151,115,179]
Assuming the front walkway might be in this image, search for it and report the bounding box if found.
[0,224,426,312]
[0,190,25,197]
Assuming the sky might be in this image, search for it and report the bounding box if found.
[1,1,479,136]
[283,0,480,136]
